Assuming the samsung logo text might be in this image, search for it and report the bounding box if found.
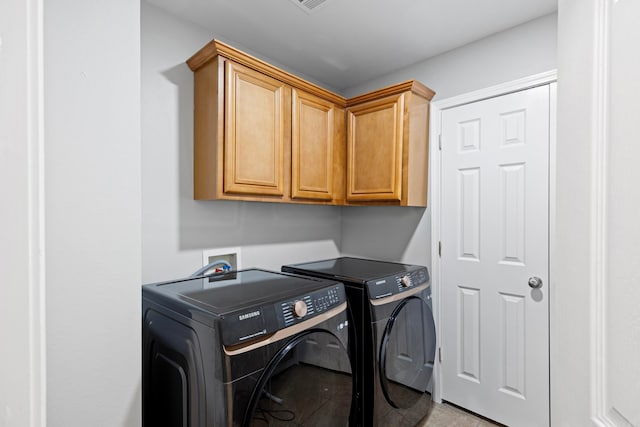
[238,311,261,321]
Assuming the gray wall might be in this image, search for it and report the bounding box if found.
[341,12,557,269]
[345,13,557,100]
[141,5,557,281]
[44,1,142,426]
[141,4,342,283]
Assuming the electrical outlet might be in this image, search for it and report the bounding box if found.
[202,247,242,272]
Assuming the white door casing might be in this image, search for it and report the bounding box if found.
[582,0,640,425]
[437,84,552,427]
[0,0,46,426]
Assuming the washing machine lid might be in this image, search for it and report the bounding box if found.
[145,268,339,315]
[283,257,422,284]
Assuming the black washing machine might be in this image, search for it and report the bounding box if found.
[282,257,437,426]
[142,268,355,427]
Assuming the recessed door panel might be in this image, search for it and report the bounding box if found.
[458,168,481,261]
[498,292,526,399]
[458,119,481,153]
[499,163,526,265]
[458,286,481,383]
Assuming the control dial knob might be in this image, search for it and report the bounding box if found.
[400,275,412,288]
[293,300,308,318]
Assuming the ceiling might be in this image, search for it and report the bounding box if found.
[146,0,557,92]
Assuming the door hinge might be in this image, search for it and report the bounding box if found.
[438,241,442,257]
[438,347,442,363]
[438,134,442,150]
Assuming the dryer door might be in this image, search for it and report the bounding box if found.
[379,296,436,409]
[242,328,354,427]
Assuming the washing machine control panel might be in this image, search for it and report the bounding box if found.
[366,267,430,300]
[278,284,344,328]
[219,283,346,347]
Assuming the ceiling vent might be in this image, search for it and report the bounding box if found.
[290,0,329,14]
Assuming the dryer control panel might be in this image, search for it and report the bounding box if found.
[366,266,430,300]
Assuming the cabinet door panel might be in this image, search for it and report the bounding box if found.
[347,94,404,202]
[224,61,289,196]
[292,89,335,200]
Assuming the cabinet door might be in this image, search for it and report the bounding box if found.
[224,61,290,197]
[291,89,337,201]
[346,94,404,202]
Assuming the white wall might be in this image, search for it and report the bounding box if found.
[552,2,593,423]
[605,1,640,422]
[44,1,141,426]
[141,3,341,284]
[341,12,557,269]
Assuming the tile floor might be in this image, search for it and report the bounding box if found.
[417,401,503,427]
[256,362,503,426]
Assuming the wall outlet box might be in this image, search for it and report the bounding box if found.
[202,247,242,271]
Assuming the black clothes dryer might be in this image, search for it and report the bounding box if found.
[282,257,437,426]
[142,268,355,427]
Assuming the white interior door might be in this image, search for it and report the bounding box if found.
[439,85,550,427]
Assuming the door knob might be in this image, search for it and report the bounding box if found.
[528,276,543,289]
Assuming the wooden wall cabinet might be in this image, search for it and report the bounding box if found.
[346,81,435,207]
[187,40,345,204]
[292,89,345,201]
[187,39,433,207]
[224,60,289,197]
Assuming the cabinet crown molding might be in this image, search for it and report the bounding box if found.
[347,80,436,107]
[187,39,436,109]
[187,39,346,107]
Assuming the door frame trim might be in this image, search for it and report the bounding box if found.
[2,0,47,425]
[428,70,557,404]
